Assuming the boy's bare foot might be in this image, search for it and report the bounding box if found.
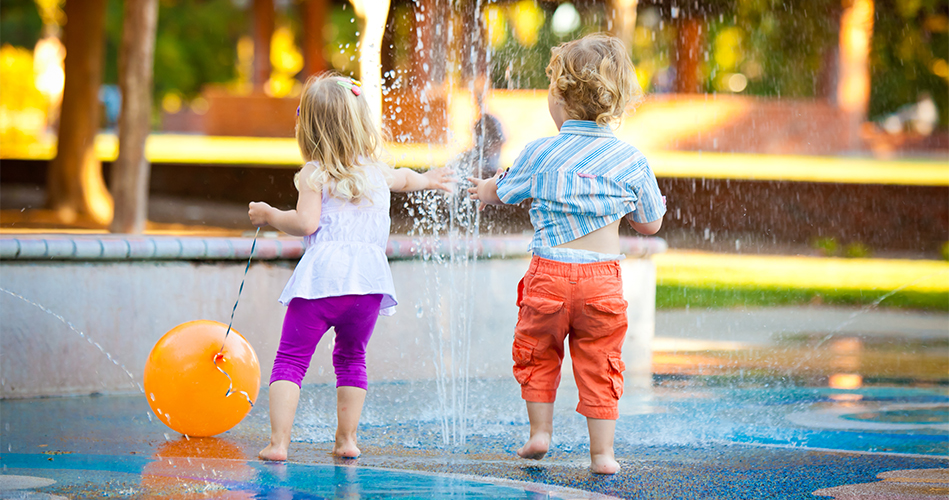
[517,432,550,460]
[590,453,620,475]
[258,443,288,462]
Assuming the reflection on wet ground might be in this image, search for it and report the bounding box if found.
[2,376,947,498]
[2,306,947,499]
[653,333,948,384]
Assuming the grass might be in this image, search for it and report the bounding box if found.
[652,250,949,311]
[656,283,949,311]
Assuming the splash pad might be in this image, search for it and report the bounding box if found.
[0,233,946,498]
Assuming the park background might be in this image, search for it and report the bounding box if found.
[1,3,948,497]
[0,0,947,307]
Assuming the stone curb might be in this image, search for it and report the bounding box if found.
[0,235,666,261]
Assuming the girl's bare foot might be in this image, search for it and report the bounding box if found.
[258,443,288,461]
[517,432,550,460]
[590,453,620,475]
[333,434,361,458]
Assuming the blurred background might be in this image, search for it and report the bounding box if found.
[1,1,947,446]
[0,0,946,263]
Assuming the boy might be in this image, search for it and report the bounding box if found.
[468,33,665,474]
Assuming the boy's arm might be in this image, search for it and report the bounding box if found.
[625,215,662,235]
[466,175,502,207]
[626,163,666,235]
[389,166,454,193]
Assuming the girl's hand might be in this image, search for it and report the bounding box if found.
[248,201,273,227]
[423,167,455,192]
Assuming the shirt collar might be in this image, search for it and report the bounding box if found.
[559,120,615,138]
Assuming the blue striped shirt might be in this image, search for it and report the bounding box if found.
[496,120,666,249]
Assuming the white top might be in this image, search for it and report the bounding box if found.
[279,161,398,316]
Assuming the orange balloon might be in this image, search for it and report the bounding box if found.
[143,320,260,437]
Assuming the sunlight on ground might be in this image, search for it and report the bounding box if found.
[2,91,946,184]
[3,132,945,185]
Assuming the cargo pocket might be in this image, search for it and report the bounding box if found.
[512,336,538,385]
[521,295,564,315]
[607,353,626,399]
[585,296,628,315]
[583,296,628,336]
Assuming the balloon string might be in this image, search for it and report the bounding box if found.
[213,227,260,408]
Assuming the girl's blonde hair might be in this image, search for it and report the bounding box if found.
[295,73,385,202]
[546,33,643,127]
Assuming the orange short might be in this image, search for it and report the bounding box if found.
[512,256,628,420]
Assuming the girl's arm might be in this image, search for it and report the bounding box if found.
[248,165,322,236]
[466,175,502,207]
[388,166,454,193]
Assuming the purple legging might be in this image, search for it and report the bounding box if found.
[270,294,382,390]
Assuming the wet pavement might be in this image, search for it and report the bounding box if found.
[2,305,947,499]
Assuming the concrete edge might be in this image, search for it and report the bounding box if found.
[0,235,667,261]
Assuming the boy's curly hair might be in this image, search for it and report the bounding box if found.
[546,33,643,127]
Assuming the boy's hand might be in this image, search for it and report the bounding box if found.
[423,167,455,192]
[466,177,485,200]
[248,201,273,227]
[466,176,502,209]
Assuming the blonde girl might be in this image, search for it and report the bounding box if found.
[250,73,453,461]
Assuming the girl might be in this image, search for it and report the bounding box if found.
[468,33,666,474]
[249,73,453,461]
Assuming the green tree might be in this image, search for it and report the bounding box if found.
[0,0,44,48]
[732,0,840,98]
[102,0,248,101]
[870,0,949,127]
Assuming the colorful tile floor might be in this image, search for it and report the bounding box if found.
[2,369,947,499]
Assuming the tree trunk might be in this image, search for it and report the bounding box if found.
[609,0,639,52]
[253,0,275,93]
[301,0,328,78]
[838,0,874,150]
[351,0,391,128]
[674,17,703,94]
[47,0,112,225]
[110,0,159,234]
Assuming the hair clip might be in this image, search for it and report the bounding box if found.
[337,78,362,96]
[296,106,300,117]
